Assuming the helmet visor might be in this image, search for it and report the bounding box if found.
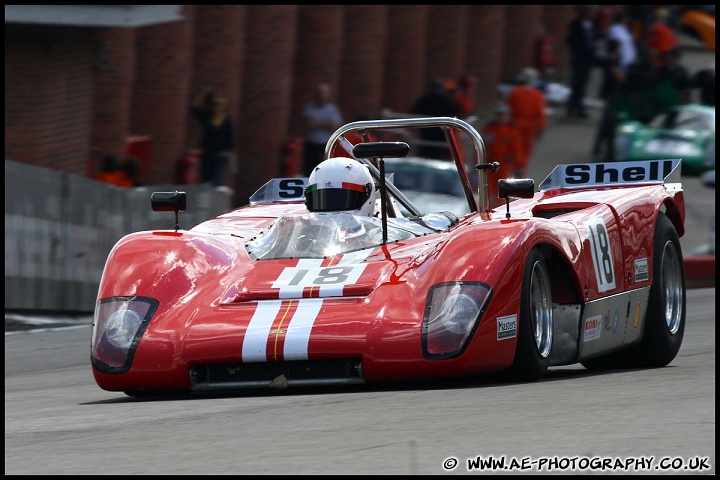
[305,183,371,212]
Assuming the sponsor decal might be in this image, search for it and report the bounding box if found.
[613,311,619,333]
[633,303,641,329]
[277,178,307,199]
[561,160,677,186]
[634,258,649,282]
[497,315,517,340]
[583,315,602,342]
[603,310,612,332]
[538,159,681,191]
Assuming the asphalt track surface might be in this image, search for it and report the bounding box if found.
[4,33,715,475]
[3,288,715,475]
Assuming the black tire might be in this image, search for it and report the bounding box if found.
[636,212,686,366]
[506,247,553,381]
[582,212,686,369]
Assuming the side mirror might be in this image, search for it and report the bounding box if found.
[151,191,187,212]
[498,178,535,219]
[151,191,186,231]
[498,178,535,199]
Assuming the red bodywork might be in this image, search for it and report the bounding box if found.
[91,118,685,394]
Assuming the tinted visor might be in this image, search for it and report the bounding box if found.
[305,184,371,212]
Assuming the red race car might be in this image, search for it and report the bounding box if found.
[91,117,687,396]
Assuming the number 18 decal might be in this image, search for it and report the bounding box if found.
[272,258,367,298]
[587,218,616,292]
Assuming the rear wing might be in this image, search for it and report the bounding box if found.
[538,159,682,192]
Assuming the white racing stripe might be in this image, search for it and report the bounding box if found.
[283,298,324,360]
[242,300,281,362]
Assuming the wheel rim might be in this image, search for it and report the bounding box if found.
[661,240,683,335]
[529,260,553,358]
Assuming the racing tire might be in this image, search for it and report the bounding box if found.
[582,212,686,370]
[635,212,686,367]
[506,247,553,382]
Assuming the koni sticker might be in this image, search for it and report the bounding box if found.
[497,315,517,340]
[583,315,602,342]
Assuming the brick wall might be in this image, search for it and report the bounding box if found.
[238,5,299,205]
[339,6,388,124]
[92,28,136,176]
[466,5,507,117]
[5,5,586,208]
[6,31,94,173]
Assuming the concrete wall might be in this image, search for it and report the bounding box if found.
[4,160,232,312]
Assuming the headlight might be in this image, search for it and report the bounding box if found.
[91,296,158,373]
[422,282,491,359]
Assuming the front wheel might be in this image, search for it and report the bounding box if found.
[506,247,553,381]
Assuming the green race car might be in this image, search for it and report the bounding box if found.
[614,104,715,176]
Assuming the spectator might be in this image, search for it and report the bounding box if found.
[505,67,547,177]
[565,5,598,119]
[94,153,133,188]
[449,76,477,118]
[624,48,660,94]
[121,156,143,187]
[594,5,613,41]
[593,5,613,58]
[646,8,678,65]
[626,5,655,44]
[693,63,715,107]
[619,48,663,123]
[410,78,460,158]
[656,48,693,104]
[481,102,524,207]
[607,10,637,72]
[300,83,344,176]
[534,23,556,83]
[191,88,235,187]
[592,38,625,161]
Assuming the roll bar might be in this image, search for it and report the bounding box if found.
[324,117,491,214]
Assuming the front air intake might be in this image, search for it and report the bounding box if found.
[189,359,364,391]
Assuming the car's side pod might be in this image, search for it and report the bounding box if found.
[151,191,187,232]
[498,178,535,219]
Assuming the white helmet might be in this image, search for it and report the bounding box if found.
[305,157,376,216]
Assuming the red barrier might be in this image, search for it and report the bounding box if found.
[684,256,715,289]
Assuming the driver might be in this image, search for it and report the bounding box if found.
[304,157,377,216]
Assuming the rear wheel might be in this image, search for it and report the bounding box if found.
[582,212,685,369]
[507,247,553,381]
[636,212,686,366]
